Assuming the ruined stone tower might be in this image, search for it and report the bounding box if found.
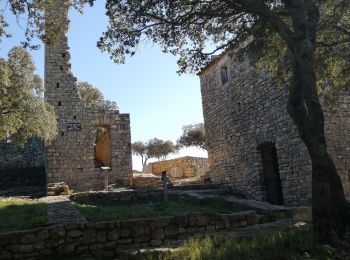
[45,1,132,191]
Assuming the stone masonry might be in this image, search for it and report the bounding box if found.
[0,137,44,171]
[144,156,209,178]
[44,1,132,191]
[199,46,350,206]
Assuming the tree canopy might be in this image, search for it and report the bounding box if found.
[0,0,94,49]
[0,47,57,144]
[77,81,118,111]
[177,123,206,150]
[132,138,179,165]
[98,0,350,244]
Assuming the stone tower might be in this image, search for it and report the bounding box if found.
[45,1,132,191]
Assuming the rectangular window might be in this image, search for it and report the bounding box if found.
[220,65,228,85]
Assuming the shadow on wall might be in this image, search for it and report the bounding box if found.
[0,167,46,197]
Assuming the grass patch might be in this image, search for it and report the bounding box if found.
[0,198,47,232]
[73,198,248,222]
[166,227,349,260]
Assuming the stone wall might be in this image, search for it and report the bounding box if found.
[0,137,44,171]
[0,211,259,260]
[199,48,350,206]
[44,1,132,191]
[147,157,209,178]
[132,174,162,189]
[70,189,167,205]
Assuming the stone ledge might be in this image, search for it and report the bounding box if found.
[0,211,258,260]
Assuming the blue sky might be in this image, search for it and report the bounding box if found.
[0,0,207,170]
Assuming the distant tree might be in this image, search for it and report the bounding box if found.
[132,141,150,166]
[148,138,179,161]
[177,123,206,150]
[77,81,118,111]
[0,47,57,144]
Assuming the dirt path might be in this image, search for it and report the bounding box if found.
[39,195,87,225]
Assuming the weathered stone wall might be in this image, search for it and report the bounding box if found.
[0,137,44,171]
[323,92,350,199]
[199,50,350,206]
[70,189,168,205]
[132,174,162,189]
[0,211,259,260]
[44,1,132,191]
[147,157,209,178]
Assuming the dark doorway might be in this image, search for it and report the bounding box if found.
[259,143,284,205]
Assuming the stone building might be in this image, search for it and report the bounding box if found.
[44,1,132,191]
[144,156,209,178]
[199,47,350,206]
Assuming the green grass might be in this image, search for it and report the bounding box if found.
[165,227,349,260]
[73,198,248,221]
[0,198,47,232]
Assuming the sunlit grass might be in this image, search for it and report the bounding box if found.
[0,198,47,232]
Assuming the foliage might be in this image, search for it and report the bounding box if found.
[0,198,47,232]
[73,198,247,222]
[132,138,179,165]
[0,0,94,49]
[77,81,118,111]
[147,138,179,161]
[166,227,349,260]
[0,47,57,144]
[132,141,150,165]
[177,123,206,150]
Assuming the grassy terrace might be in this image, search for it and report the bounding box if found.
[166,227,349,260]
[0,198,47,232]
[73,198,249,222]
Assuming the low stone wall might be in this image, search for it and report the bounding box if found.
[70,189,166,205]
[0,211,258,260]
[132,174,162,189]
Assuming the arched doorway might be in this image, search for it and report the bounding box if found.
[258,143,284,205]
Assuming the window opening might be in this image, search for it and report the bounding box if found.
[94,126,111,168]
[220,65,229,85]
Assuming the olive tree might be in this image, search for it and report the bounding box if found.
[0,47,57,144]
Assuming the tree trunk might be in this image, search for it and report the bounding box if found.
[286,43,349,243]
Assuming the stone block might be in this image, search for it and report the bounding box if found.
[67,230,83,238]
[152,229,164,239]
[107,229,120,241]
[49,226,66,239]
[151,239,162,247]
[164,225,178,237]
[117,238,133,245]
[189,213,209,226]
[81,229,96,244]
[18,245,34,253]
[21,234,36,244]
